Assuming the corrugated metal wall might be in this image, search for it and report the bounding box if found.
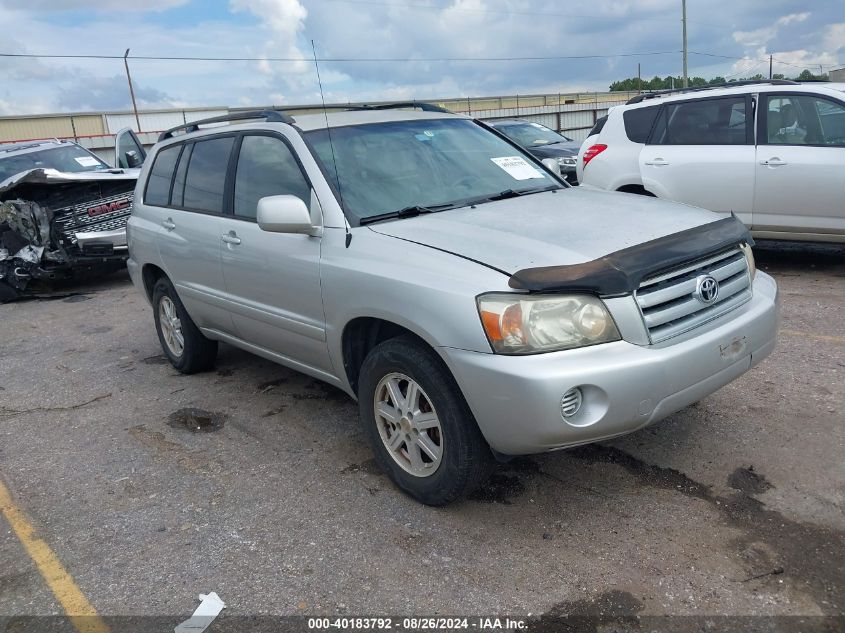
[104,109,227,134]
[0,92,636,144]
[0,114,104,143]
[0,94,629,149]
[473,101,623,142]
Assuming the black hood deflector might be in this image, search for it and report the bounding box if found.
[508,214,753,296]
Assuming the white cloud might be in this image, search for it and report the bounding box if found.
[732,12,809,47]
[0,1,842,115]
[823,23,845,53]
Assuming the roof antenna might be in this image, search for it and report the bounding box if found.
[311,39,351,248]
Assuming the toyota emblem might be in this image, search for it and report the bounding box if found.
[695,275,720,304]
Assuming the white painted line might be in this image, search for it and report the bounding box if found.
[174,592,226,633]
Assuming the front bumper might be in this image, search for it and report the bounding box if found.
[442,272,778,455]
[74,227,128,253]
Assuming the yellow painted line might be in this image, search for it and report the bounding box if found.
[781,329,845,344]
[0,477,110,633]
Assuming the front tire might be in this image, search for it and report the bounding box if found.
[358,336,494,505]
[152,277,217,374]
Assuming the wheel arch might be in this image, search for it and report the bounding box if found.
[141,263,168,301]
[341,317,446,397]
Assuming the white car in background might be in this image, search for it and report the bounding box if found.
[577,81,845,243]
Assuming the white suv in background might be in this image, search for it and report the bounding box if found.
[577,81,845,243]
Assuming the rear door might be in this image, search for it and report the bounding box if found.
[753,92,845,237]
[149,136,236,333]
[218,132,331,373]
[639,95,755,224]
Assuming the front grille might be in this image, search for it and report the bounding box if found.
[52,191,134,245]
[635,248,752,344]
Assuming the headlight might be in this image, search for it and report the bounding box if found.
[740,242,756,280]
[477,293,621,354]
[557,156,577,166]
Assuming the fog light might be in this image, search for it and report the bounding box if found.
[561,388,583,418]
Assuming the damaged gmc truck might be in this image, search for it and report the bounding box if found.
[0,129,146,301]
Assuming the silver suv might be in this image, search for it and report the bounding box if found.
[127,105,779,505]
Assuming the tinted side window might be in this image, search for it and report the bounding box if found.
[588,115,607,137]
[170,143,193,208]
[765,95,845,146]
[651,97,747,145]
[183,137,235,213]
[144,145,180,206]
[623,107,659,143]
[233,135,310,220]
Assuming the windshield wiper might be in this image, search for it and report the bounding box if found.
[359,203,455,226]
[486,184,561,202]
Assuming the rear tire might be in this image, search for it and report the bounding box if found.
[152,277,217,374]
[358,335,494,505]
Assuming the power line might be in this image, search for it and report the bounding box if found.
[690,50,839,71]
[0,50,681,63]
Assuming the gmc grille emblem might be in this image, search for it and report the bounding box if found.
[87,199,130,217]
[695,275,720,304]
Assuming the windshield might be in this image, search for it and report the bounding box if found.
[0,145,110,183]
[306,118,559,224]
[495,122,573,147]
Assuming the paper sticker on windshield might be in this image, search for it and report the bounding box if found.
[74,156,100,167]
[490,156,544,180]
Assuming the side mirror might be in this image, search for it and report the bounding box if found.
[257,195,320,236]
[541,158,561,176]
[124,150,142,168]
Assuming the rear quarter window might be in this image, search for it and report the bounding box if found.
[623,106,660,143]
[587,115,607,137]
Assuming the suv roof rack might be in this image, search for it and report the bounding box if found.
[158,110,295,142]
[625,79,799,105]
[157,102,453,142]
[351,101,451,113]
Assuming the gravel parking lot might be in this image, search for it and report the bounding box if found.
[1,241,843,629]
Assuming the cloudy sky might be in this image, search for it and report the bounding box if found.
[0,0,842,115]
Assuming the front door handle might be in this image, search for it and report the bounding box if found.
[221,232,241,245]
[644,158,669,166]
[760,158,787,167]
[162,218,176,231]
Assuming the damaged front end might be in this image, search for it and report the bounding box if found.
[0,168,138,301]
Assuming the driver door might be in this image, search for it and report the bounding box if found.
[114,127,147,169]
[753,93,845,237]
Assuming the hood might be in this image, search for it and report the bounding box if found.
[0,167,140,199]
[528,141,580,157]
[367,187,721,274]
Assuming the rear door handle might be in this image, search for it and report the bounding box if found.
[221,232,241,245]
[644,158,669,166]
[162,218,176,231]
[761,158,787,166]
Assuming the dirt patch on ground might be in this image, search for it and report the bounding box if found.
[569,444,845,615]
[166,408,227,433]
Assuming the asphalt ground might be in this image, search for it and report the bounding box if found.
[0,240,843,631]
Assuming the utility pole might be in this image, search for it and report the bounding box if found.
[681,0,688,88]
[123,48,142,132]
[637,63,642,94]
[769,54,773,79]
